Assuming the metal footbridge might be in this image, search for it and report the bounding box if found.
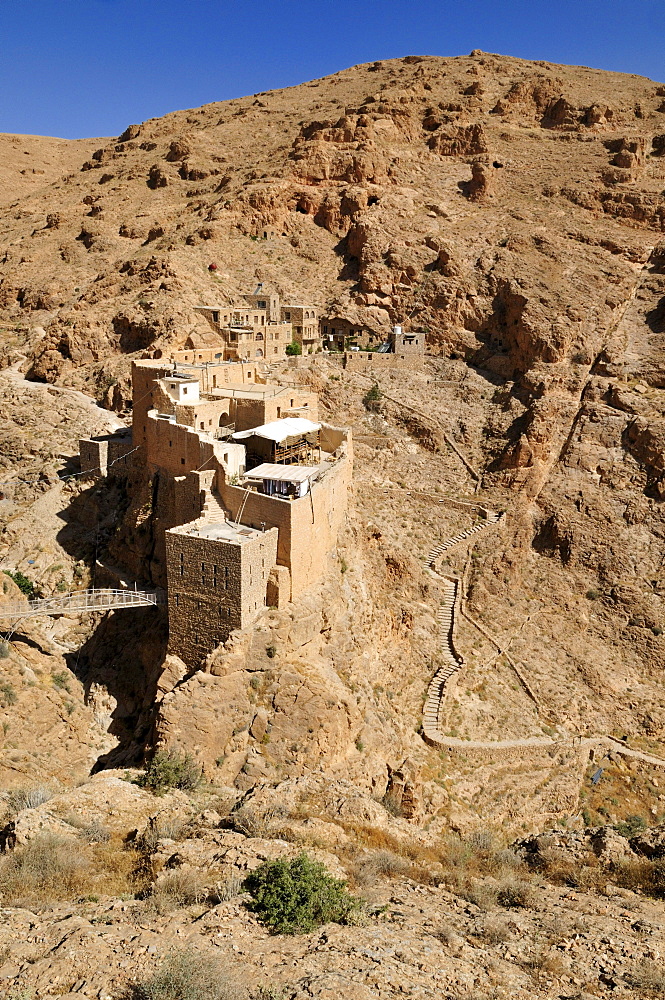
[0,588,165,623]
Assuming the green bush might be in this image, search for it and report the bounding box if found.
[51,670,71,692]
[242,851,361,934]
[285,341,302,357]
[362,383,382,412]
[3,570,35,599]
[136,748,202,795]
[615,814,647,837]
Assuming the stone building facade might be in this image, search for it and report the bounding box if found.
[165,522,278,665]
[194,286,320,361]
[80,352,352,668]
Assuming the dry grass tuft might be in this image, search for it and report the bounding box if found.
[148,869,208,912]
[0,832,141,905]
[627,958,665,993]
[7,785,53,813]
[126,947,241,1000]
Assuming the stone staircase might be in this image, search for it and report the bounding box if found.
[423,509,503,570]
[200,490,228,524]
[422,577,464,738]
[420,521,665,770]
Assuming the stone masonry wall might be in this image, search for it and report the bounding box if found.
[342,351,424,372]
[219,442,352,600]
[165,526,278,666]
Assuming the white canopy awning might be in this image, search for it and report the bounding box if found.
[244,463,320,483]
[232,417,321,444]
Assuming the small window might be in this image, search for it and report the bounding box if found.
[212,311,219,323]
[285,311,290,320]
[183,386,188,394]
[175,594,179,606]
[181,458,185,464]
[200,422,204,430]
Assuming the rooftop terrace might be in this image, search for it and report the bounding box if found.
[169,520,264,544]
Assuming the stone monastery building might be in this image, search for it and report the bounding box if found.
[81,352,352,667]
[195,284,320,360]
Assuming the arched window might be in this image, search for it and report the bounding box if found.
[219,412,229,426]
[256,348,264,358]
[255,332,263,341]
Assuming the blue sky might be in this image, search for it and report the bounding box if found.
[1,0,664,139]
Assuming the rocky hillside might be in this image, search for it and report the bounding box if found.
[0,52,663,392]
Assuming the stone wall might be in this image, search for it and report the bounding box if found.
[144,410,243,481]
[79,431,134,478]
[165,525,278,665]
[342,351,424,372]
[132,359,263,450]
[220,438,352,600]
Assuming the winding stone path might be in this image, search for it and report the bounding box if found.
[421,513,665,771]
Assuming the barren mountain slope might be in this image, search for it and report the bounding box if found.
[0,133,100,206]
[0,52,663,393]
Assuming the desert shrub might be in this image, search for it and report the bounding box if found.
[138,815,188,851]
[8,785,53,812]
[2,570,35,599]
[0,642,10,659]
[212,872,243,902]
[0,681,16,707]
[136,748,202,795]
[496,877,535,908]
[73,818,111,843]
[465,829,496,854]
[128,947,239,1000]
[362,383,382,412]
[0,833,92,904]
[616,858,665,899]
[626,958,665,993]
[285,341,301,356]
[51,670,71,691]
[230,804,285,839]
[242,851,361,934]
[465,881,499,910]
[150,869,207,912]
[615,814,647,837]
[351,849,409,888]
[0,830,137,905]
[479,915,512,943]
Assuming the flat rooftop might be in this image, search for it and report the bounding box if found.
[168,520,264,544]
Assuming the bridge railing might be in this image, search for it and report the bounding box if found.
[0,588,165,620]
